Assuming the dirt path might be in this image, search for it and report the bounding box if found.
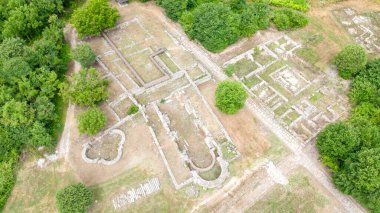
[57,25,80,160]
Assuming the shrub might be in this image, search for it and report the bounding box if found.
[78,107,106,135]
[71,0,119,37]
[334,44,368,79]
[56,183,93,213]
[191,3,240,52]
[127,105,139,115]
[71,43,96,67]
[272,8,309,31]
[239,3,271,37]
[215,80,247,114]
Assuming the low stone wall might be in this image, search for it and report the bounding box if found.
[81,129,126,166]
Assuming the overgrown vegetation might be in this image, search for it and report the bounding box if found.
[154,0,309,52]
[0,0,73,209]
[56,183,94,213]
[316,58,380,212]
[215,80,248,114]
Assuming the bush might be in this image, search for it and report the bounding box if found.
[215,80,247,114]
[191,3,240,52]
[78,107,106,135]
[127,105,139,115]
[239,3,271,37]
[272,8,309,31]
[71,0,119,37]
[334,44,368,79]
[56,183,94,213]
[71,44,96,67]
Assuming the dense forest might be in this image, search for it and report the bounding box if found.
[0,0,77,209]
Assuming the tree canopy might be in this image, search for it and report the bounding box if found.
[78,107,106,136]
[71,43,97,67]
[191,3,240,52]
[56,183,94,213]
[215,80,247,114]
[63,67,109,106]
[334,44,368,79]
[317,58,380,212]
[70,0,119,38]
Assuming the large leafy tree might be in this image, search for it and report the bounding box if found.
[70,0,119,38]
[71,43,97,67]
[317,58,380,212]
[334,44,368,79]
[191,3,240,52]
[157,0,188,21]
[215,80,247,114]
[63,67,109,106]
[78,107,106,136]
[56,183,94,213]
[239,3,270,37]
[2,5,43,40]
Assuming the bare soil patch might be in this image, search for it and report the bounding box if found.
[198,81,270,158]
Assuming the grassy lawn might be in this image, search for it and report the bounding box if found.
[309,91,323,104]
[296,47,320,65]
[233,58,258,78]
[90,167,193,213]
[158,53,180,73]
[248,173,328,213]
[243,75,261,88]
[5,159,78,213]
[198,164,222,181]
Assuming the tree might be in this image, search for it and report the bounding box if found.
[0,37,26,61]
[56,183,94,213]
[157,0,188,21]
[334,44,367,79]
[272,8,309,31]
[215,80,247,114]
[191,3,240,52]
[316,122,360,165]
[71,0,119,38]
[78,107,106,135]
[0,57,32,83]
[333,148,380,195]
[29,122,53,147]
[71,43,97,67]
[0,100,34,127]
[2,5,43,40]
[33,96,56,123]
[239,3,270,37]
[64,68,109,106]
